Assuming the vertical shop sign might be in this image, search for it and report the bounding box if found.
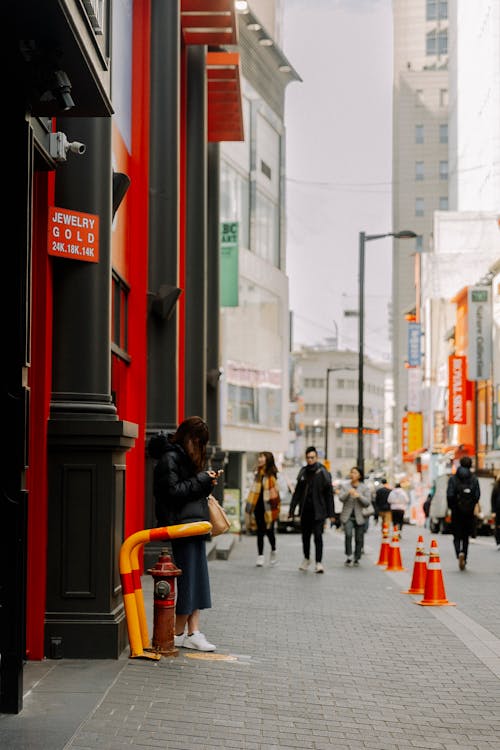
[448,355,466,424]
[432,410,445,451]
[401,414,409,462]
[220,221,239,307]
[407,412,423,453]
[467,286,491,380]
[48,206,99,262]
[407,366,422,412]
[407,322,421,366]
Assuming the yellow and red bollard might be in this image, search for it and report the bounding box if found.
[119,521,211,660]
[147,549,182,657]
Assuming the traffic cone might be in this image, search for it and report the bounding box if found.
[385,527,405,571]
[416,539,455,606]
[402,535,427,594]
[376,522,390,566]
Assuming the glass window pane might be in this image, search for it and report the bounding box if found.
[415,125,424,144]
[416,197,424,216]
[415,161,424,180]
[439,124,448,143]
[426,31,437,56]
[220,160,250,249]
[438,30,448,55]
[439,160,448,180]
[439,196,448,210]
[426,0,437,21]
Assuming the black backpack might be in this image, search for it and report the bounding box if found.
[454,476,476,513]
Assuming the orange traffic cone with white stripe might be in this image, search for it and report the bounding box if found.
[402,535,427,594]
[376,522,390,566]
[385,526,405,571]
[416,539,455,606]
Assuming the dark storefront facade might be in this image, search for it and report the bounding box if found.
[1,0,242,713]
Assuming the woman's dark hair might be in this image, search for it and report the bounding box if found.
[351,465,364,482]
[258,451,278,477]
[171,416,209,471]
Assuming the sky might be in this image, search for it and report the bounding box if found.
[282,0,394,360]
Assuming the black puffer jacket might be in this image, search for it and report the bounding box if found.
[446,465,480,515]
[150,435,213,526]
[289,462,334,522]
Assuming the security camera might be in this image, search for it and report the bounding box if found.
[68,141,86,155]
[49,131,87,163]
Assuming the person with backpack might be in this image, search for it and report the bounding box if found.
[446,456,481,570]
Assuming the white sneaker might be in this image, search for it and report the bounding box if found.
[184,631,216,652]
[298,558,311,571]
[315,562,324,574]
[174,633,185,648]
[270,551,277,565]
[256,555,264,567]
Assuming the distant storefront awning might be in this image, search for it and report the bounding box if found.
[181,1,244,142]
[206,52,244,142]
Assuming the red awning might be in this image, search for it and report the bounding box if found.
[181,0,238,46]
[206,51,244,142]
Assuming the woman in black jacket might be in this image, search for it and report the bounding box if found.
[148,416,220,651]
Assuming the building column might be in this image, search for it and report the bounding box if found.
[144,0,181,567]
[46,117,137,658]
[184,45,207,419]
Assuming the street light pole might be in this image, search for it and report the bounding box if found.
[325,368,333,463]
[357,229,417,474]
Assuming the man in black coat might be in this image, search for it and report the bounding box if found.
[289,446,334,574]
[446,456,480,570]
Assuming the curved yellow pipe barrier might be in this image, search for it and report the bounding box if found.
[119,521,212,660]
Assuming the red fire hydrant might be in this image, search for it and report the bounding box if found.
[147,548,182,657]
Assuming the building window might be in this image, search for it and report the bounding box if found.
[415,235,423,252]
[415,161,424,181]
[439,196,448,210]
[439,123,448,143]
[252,189,279,267]
[112,271,130,359]
[426,31,437,56]
[439,88,448,107]
[438,30,448,55]
[426,0,437,19]
[415,197,424,216]
[427,1,448,21]
[439,160,448,180]
[415,124,424,144]
[220,160,250,249]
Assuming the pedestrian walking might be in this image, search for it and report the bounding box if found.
[446,456,481,570]
[490,473,500,551]
[244,451,280,567]
[387,482,409,536]
[289,446,334,573]
[148,416,220,651]
[374,477,392,529]
[339,466,372,566]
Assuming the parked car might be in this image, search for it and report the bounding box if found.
[277,475,300,533]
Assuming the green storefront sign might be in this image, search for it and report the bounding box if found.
[220,221,239,307]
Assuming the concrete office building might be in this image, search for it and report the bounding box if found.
[392,0,449,462]
[291,346,387,478]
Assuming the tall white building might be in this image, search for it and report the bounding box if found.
[392,0,449,462]
[219,3,300,493]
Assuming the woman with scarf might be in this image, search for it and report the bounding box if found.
[245,452,281,567]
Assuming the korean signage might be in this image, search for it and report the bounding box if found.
[48,206,99,263]
[448,355,466,424]
[467,286,491,380]
[407,322,421,366]
[220,221,239,307]
[407,366,422,412]
[401,412,423,462]
[432,410,446,451]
